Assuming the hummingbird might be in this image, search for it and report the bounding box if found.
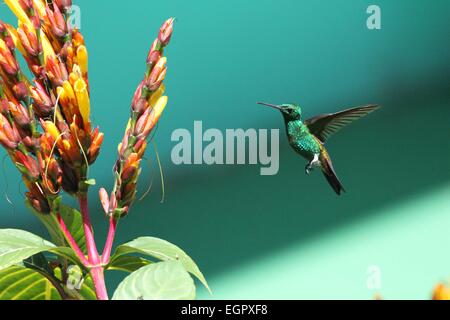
[258,102,381,195]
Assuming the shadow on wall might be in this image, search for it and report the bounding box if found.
[106,70,450,290]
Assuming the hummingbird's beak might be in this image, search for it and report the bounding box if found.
[257,102,283,111]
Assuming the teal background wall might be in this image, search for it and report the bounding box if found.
[1,0,449,299]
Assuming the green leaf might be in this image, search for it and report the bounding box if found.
[49,247,83,265]
[112,261,196,300]
[64,266,97,300]
[23,253,53,276]
[111,237,210,293]
[53,267,97,300]
[0,229,56,270]
[0,266,62,300]
[28,206,65,247]
[0,229,81,269]
[76,276,97,300]
[59,205,87,253]
[107,255,152,273]
[27,201,86,253]
[84,179,96,186]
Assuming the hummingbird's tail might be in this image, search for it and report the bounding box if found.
[320,153,345,196]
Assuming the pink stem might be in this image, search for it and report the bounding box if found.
[79,195,101,265]
[101,218,118,265]
[79,195,110,300]
[90,266,109,300]
[56,214,90,267]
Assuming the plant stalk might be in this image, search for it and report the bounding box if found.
[78,195,101,265]
[90,266,109,300]
[79,195,109,300]
[102,218,118,265]
[56,213,90,266]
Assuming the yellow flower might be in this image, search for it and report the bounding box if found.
[63,140,71,151]
[4,0,33,27]
[69,67,82,86]
[43,121,61,141]
[74,78,90,127]
[41,32,56,64]
[3,25,26,56]
[77,46,88,76]
[62,81,76,102]
[56,86,65,101]
[148,84,165,108]
[433,284,450,300]
[32,0,46,19]
[153,96,168,121]
[0,39,7,51]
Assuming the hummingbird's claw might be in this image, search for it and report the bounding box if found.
[305,165,312,175]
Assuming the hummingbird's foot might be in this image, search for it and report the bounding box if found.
[306,154,321,175]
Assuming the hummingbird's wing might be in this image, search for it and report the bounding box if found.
[305,105,380,143]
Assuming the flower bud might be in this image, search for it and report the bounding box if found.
[118,132,130,159]
[46,56,69,87]
[133,139,147,158]
[22,135,37,149]
[0,131,17,149]
[143,96,168,136]
[0,21,15,51]
[60,162,79,194]
[109,193,118,214]
[8,101,30,127]
[121,166,138,183]
[45,4,67,38]
[0,98,9,114]
[121,153,140,182]
[54,0,72,12]
[0,114,21,149]
[131,81,149,114]
[146,57,167,91]
[43,158,62,193]
[132,81,144,104]
[99,188,110,214]
[0,41,19,76]
[121,181,137,204]
[134,108,151,137]
[25,180,51,214]
[17,24,41,57]
[12,82,28,101]
[30,81,53,115]
[158,18,174,47]
[14,150,40,181]
[146,39,161,67]
[72,30,85,47]
[88,127,104,164]
[26,192,51,214]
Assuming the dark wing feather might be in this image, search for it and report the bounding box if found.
[305,105,380,143]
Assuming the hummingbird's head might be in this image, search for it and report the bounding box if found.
[257,102,302,121]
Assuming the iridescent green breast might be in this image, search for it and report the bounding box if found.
[286,120,321,160]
